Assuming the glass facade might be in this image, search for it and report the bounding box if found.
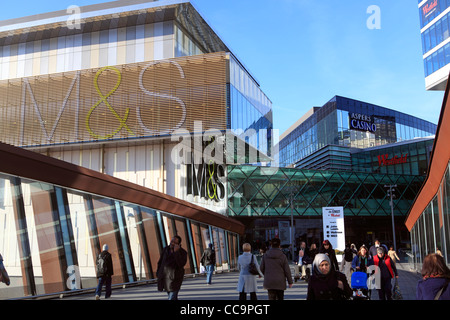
[228,55,273,155]
[280,96,436,167]
[228,165,425,248]
[410,162,450,271]
[228,165,425,217]
[0,171,239,299]
[420,0,450,77]
[351,138,434,176]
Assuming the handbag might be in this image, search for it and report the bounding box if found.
[248,255,260,275]
[393,278,403,300]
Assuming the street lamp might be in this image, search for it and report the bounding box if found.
[290,193,294,261]
[384,184,397,252]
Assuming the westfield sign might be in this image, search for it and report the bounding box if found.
[422,0,438,16]
[377,154,408,167]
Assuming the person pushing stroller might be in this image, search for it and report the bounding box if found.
[351,245,373,299]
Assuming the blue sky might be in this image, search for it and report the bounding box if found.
[0,0,445,135]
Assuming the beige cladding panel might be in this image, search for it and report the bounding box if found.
[0,52,228,147]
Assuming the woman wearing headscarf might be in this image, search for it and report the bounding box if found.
[307,253,352,300]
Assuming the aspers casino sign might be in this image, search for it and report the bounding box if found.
[349,113,377,133]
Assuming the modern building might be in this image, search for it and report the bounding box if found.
[235,95,437,252]
[406,74,450,271]
[0,0,273,298]
[419,0,450,90]
[279,95,437,168]
[0,0,273,213]
[227,162,427,251]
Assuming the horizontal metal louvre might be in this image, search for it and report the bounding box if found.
[0,52,228,147]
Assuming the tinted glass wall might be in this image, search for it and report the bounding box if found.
[279,96,436,167]
[352,139,434,175]
[410,162,450,271]
[420,0,450,77]
[0,172,239,299]
[228,55,273,155]
[228,165,425,217]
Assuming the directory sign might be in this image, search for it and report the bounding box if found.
[322,207,345,251]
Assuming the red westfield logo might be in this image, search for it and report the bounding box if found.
[377,154,408,167]
[423,0,438,16]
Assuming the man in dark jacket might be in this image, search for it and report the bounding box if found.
[95,244,114,300]
[201,243,216,285]
[373,247,398,300]
[157,235,188,300]
[260,238,293,300]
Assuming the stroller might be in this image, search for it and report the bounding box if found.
[351,271,370,300]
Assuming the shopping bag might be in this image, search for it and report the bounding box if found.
[393,278,403,300]
[200,265,206,273]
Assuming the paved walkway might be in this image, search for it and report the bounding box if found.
[57,262,421,301]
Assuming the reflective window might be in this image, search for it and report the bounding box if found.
[0,172,239,299]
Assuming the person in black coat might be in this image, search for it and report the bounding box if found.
[416,253,450,300]
[157,235,188,300]
[307,253,352,300]
[95,244,114,300]
[201,243,216,285]
[319,240,339,271]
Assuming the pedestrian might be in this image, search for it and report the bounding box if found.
[373,247,398,300]
[387,246,400,266]
[319,240,339,271]
[307,253,352,300]
[369,239,381,259]
[95,244,113,300]
[200,243,216,285]
[157,235,188,300]
[296,241,307,280]
[352,245,373,273]
[306,243,318,263]
[260,238,293,300]
[341,243,355,286]
[237,243,263,300]
[416,253,450,300]
[351,243,357,255]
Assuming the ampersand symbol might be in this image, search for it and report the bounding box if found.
[86,66,135,139]
[207,160,218,201]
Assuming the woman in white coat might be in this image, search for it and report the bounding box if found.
[237,243,263,300]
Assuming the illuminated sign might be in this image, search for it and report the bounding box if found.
[377,153,408,167]
[349,113,377,133]
[0,53,227,147]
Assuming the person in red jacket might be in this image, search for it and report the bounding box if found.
[373,247,398,300]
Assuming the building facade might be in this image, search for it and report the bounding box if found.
[295,138,434,176]
[0,140,242,299]
[0,0,273,214]
[406,74,450,271]
[279,95,436,167]
[228,163,426,251]
[419,0,450,90]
